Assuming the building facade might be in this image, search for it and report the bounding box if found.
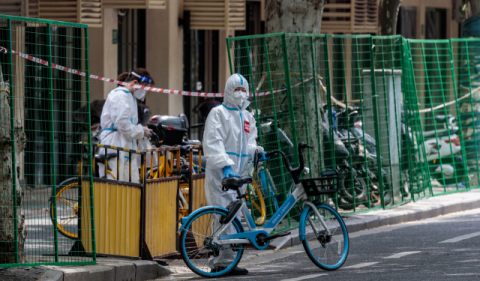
[1,0,464,138]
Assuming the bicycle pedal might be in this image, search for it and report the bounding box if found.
[263,231,291,242]
[275,231,291,237]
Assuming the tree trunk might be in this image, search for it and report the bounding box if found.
[265,0,327,176]
[0,70,27,264]
[266,0,327,34]
[378,0,403,35]
[465,0,480,19]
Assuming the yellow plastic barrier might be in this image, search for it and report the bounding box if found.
[144,179,179,258]
[188,146,207,213]
[80,144,207,260]
[80,144,145,258]
[82,180,142,257]
[142,147,180,259]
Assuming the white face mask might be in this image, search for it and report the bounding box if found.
[134,89,147,101]
[232,91,247,106]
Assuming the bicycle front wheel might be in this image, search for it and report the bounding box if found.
[301,204,349,271]
[50,177,80,240]
[179,208,244,278]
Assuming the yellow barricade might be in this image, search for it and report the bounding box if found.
[80,143,207,260]
[82,179,142,257]
[143,147,180,259]
[188,146,207,213]
[81,144,145,258]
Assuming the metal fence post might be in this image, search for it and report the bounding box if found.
[46,23,59,262]
[322,36,335,172]
[84,27,96,262]
[296,36,311,170]
[309,36,323,176]
[7,18,19,264]
[369,37,385,208]
[280,34,297,226]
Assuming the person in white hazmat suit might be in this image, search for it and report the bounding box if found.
[97,69,154,182]
[203,73,269,275]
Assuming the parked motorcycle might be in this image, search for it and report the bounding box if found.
[399,108,420,197]
[331,105,393,208]
[423,114,466,186]
[321,108,368,210]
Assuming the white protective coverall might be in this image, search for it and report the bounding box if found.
[98,87,144,182]
[203,74,262,267]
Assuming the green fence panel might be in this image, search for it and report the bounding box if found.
[0,15,95,267]
[226,33,480,232]
[407,39,470,196]
[400,38,433,200]
[450,38,480,189]
[370,35,410,208]
[323,34,380,214]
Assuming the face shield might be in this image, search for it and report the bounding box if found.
[131,72,152,101]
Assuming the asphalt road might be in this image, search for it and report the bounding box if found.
[167,208,480,281]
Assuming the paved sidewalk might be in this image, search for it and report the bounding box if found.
[0,258,173,281]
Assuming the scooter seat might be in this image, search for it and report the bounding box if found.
[435,115,447,123]
[423,131,437,138]
[423,128,458,139]
[221,176,252,190]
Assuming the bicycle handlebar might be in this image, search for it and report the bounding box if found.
[265,142,313,184]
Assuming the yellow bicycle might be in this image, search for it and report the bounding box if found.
[246,179,266,226]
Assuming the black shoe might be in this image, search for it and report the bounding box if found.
[210,266,226,273]
[229,267,249,275]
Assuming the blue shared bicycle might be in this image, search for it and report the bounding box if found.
[178,142,350,278]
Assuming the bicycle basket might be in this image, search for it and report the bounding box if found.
[301,170,338,197]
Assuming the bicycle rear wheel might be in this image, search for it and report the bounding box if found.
[179,208,244,278]
[301,204,349,271]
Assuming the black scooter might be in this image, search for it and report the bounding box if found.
[331,106,392,208]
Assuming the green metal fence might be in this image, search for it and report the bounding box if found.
[227,33,480,232]
[0,15,95,267]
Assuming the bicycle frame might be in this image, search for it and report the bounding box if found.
[210,181,330,249]
[180,143,330,250]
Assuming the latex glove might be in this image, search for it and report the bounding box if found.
[223,166,240,178]
[258,151,270,162]
[143,127,152,138]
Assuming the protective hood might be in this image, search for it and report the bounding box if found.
[224,73,250,109]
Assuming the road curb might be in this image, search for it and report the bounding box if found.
[271,190,480,252]
[0,259,174,281]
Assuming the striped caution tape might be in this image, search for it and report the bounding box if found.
[0,46,316,98]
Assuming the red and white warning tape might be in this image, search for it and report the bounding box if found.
[0,46,316,98]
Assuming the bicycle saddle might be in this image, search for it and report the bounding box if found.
[221,176,252,190]
[94,153,117,162]
[182,139,202,146]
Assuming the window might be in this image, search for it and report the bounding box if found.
[118,9,146,75]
